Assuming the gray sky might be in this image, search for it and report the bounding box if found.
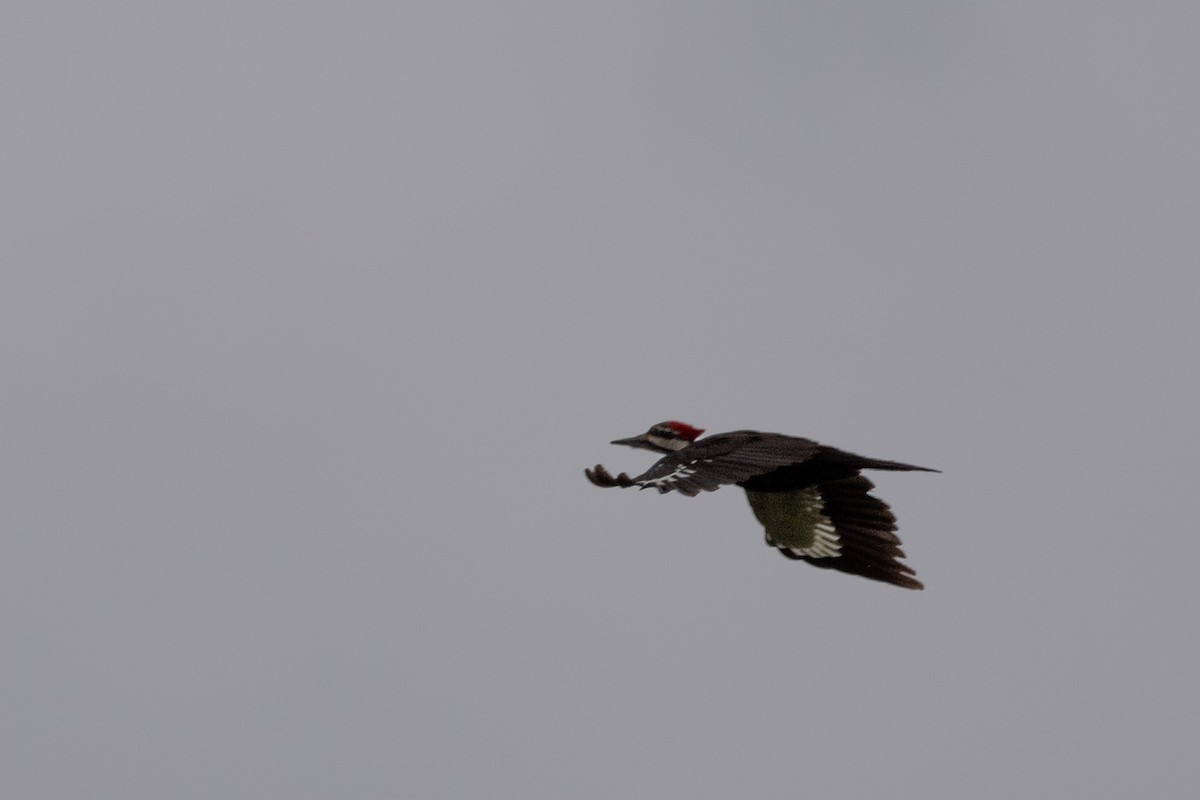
[3,2,1198,798]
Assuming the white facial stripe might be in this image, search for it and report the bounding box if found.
[645,433,688,451]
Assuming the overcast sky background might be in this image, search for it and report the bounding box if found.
[3,2,1198,798]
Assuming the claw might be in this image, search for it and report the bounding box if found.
[585,464,635,488]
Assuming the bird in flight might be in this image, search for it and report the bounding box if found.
[585,421,937,589]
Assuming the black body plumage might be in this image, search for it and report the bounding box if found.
[585,423,937,590]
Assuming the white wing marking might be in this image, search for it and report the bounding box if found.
[748,486,843,559]
[638,461,699,488]
[783,517,842,558]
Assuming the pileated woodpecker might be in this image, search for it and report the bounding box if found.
[585,421,937,590]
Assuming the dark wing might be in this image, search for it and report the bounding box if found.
[585,432,822,497]
[767,476,923,590]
